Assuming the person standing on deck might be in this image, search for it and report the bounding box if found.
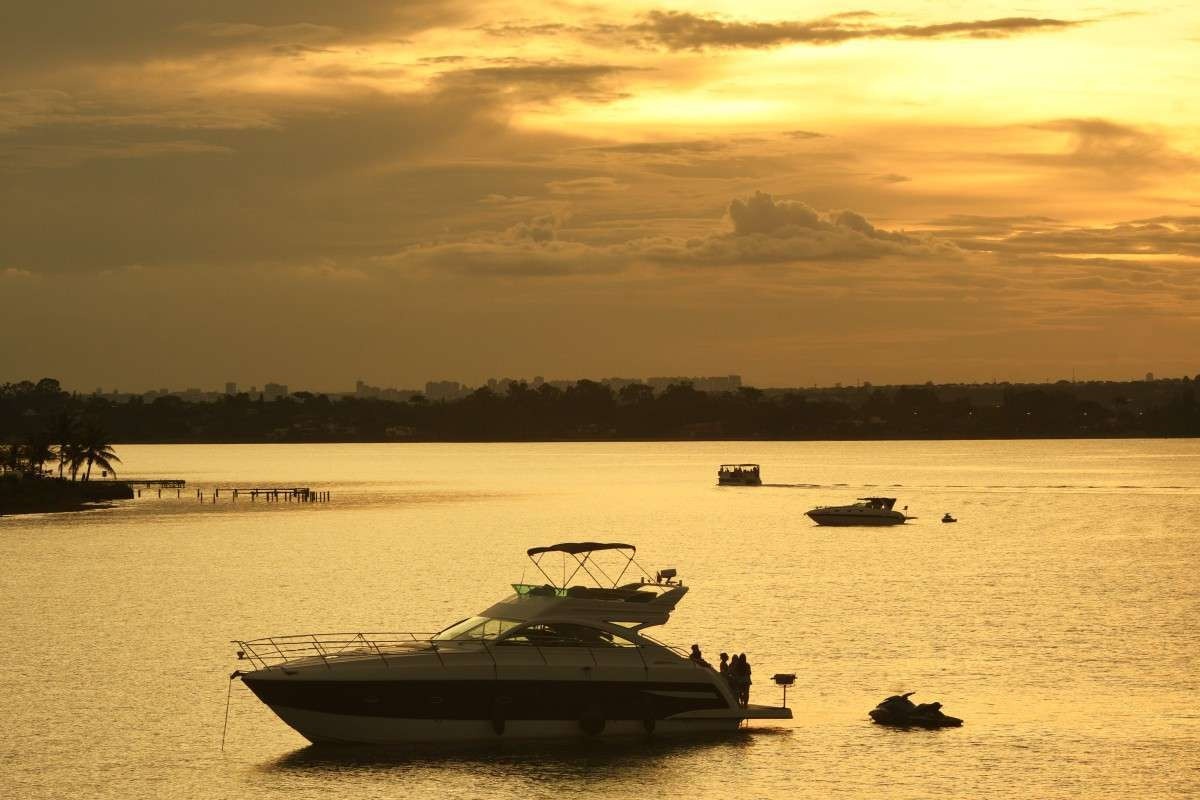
[738,653,752,706]
[728,654,745,705]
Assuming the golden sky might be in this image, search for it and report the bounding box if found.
[2,1,1197,389]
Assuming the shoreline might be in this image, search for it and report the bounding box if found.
[0,478,134,517]
[92,433,1199,445]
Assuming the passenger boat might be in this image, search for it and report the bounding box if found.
[718,464,762,486]
[805,497,910,526]
[232,542,791,744]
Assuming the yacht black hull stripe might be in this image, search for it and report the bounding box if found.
[807,515,903,523]
[243,678,729,720]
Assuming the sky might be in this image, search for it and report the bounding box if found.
[1,1,1198,391]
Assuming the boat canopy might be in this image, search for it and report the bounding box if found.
[718,464,759,469]
[526,542,635,557]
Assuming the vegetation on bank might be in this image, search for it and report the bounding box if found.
[1,407,120,481]
[2,376,1198,443]
[0,402,125,515]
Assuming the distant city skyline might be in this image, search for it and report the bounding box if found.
[63,368,1195,403]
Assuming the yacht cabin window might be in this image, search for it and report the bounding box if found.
[432,616,522,641]
[499,622,638,648]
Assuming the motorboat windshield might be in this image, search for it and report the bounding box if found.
[856,497,897,510]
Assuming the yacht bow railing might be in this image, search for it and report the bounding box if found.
[232,631,696,672]
[233,632,436,671]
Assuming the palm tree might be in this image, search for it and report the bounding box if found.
[65,441,84,481]
[48,412,80,479]
[74,422,121,481]
[22,433,55,477]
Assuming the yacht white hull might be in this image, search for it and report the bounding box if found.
[260,705,776,744]
[241,663,789,745]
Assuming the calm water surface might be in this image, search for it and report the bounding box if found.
[2,441,1198,799]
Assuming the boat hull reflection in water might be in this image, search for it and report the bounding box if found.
[235,543,791,744]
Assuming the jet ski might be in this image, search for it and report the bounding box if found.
[869,691,963,728]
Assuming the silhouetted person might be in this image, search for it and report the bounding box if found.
[727,654,745,705]
[690,644,710,668]
[738,653,752,705]
[718,652,730,681]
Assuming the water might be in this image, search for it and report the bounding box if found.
[2,440,1198,799]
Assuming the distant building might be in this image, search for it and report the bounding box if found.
[225,382,237,395]
[425,380,464,401]
[1145,372,1155,382]
[263,382,289,401]
[355,379,417,401]
[646,375,742,393]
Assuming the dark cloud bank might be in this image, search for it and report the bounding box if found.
[483,10,1086,50]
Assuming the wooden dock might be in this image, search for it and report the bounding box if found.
[117,479,188,498]
[197,487,330,503]
[112,479,330,503]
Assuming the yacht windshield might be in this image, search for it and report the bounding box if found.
[499,622,638,648]
[432,616,522,641]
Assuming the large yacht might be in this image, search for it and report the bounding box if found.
[806,497,910,526]
[232,543,791,744]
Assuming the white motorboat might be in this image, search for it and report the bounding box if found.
[806,497,910,526]
[718,464,762,486]
[233,542,791,744]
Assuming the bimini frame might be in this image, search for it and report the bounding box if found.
[525,542,642,589]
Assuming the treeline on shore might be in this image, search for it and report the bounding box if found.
[1,398,127,514]
[3,376,1199,443]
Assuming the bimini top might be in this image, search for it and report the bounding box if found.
[526,542,635,557]
[719,464,759,469]
[485,543,687,629]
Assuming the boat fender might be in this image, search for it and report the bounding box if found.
[579,704,606,736]
[491,697,510,736]
[641,697,657,734]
